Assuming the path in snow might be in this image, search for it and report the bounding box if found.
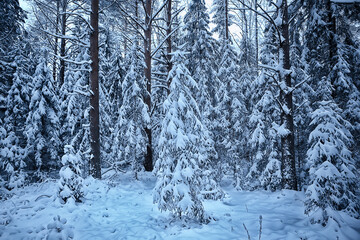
[1,173,359,240]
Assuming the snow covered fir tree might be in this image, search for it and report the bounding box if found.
[57,145,84,204]
[0,0,360,239]
[154,50,207,223]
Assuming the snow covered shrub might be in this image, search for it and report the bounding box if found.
[305,99,359,225]
[260,152,282,192]
[154,51,207,223]
[259,129,282,192]
[0,124,26,190]
[245,108,267,190]
[45,215,74,240]
[57,145,83,204]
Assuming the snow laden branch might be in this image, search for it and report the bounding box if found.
[42,30,89,47]
[116,2,145,33]
[231,0,282,43]
[151,26,181,58]
[61,12,93,31]
[49,52,91,65]
[149,0,170,25]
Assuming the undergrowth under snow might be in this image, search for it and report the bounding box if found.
[1,172,359,240]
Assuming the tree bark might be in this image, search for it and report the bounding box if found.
[254,0,259,71]
[242,4,249,64]
[144,0,153,171]
[166,0,172,93]
[59,0,67,86]
[327,0,337,98]
[90,0,101,179]
[280,0,297,190]
[225,0,229,40]
[53,0,60,83]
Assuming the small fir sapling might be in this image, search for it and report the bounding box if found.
[57,145,83,204]
[259,128,282,191]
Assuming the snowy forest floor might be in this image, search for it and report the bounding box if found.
[1,172,359,240]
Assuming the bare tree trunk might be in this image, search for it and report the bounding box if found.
[59,0,67,86]
[166,0,172,93]
[225,0,229,40]
[144,0,153,171]
[327,0,337,95]
[53,0,60,83]
[280,0,297,190]
[90,0,101,179]
[124,19,128,53]
[242,5,248,63]
[254,0,258,71]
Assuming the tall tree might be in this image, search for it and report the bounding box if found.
[59,0,68,86]
[0,0,25,116]
[118,40,150,177]
[117,0,176,171]
[305,77,359,225]
[277,0,297,190]
[89,0,101,179]
[211,0,231,41]
[143,0,153,171]
[1,39,34,188]
[183,0,223,197]
[25,51,61,177]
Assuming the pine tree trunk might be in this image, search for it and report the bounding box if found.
[254,0,258,71]
[242,4,248,64]
[327,0,337,100]
[280,0,297,190]
[166,0,172,93]
[59,0,67,86]
[53,0,60,83]
[144,0,153,171]
[90,0,101,179]
[124,19,128,53]
[225,0,229,40]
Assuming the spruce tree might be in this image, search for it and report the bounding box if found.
[183,0,222,195]
[154,51,207,222]
[1,39,34,188]
[58,145,84,204]
[118,41,149,175]
[305,78,359,225]
[25,51,61,177]
[0,0,25,110]
[214,41,247,184]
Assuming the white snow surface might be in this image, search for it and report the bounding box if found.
[1,172,359,240]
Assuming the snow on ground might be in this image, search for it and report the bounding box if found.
[1,172,359,240]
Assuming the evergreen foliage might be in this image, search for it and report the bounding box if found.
[25,52,61,175]
[154,51,208,222]
[58,145,84,204]
[117,41,149,175]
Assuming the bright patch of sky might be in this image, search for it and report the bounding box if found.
[20,0,35,26]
